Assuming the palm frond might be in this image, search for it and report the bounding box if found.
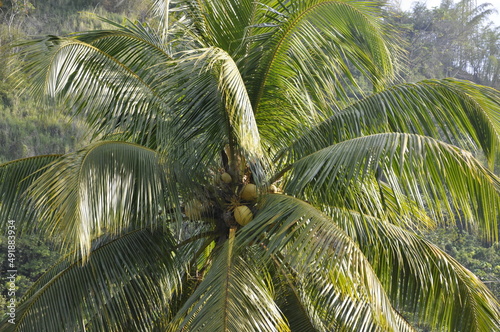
[238,194,406,331]
[75,18,171,54]
[172,0,257,54]
[0,228,181,332]
[284,133,500,240]
[168,228,289,332]
[273,253,416,332]
[275,277,322,332]
[152,229,219,330]
[278,78,500,167]
[244,0,399,150]
[0,155,61,231]
[157,47,268,183]
[284,265,415,332]
[27,141,168,257]
[151,0,172,44]
[329,207,500,331]
[17,23,171,147]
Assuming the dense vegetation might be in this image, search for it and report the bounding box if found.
[0,0,499,330]
[388,0,500,88]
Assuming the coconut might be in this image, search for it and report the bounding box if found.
[234,205,253,226]
[268,184,278,193]
[221,172,232,183]
[185,199,203,219]
[240,183,258,201]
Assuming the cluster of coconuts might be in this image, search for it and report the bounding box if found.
[220,172,259,227]
[234,183,258,226]
[185,171,277,227]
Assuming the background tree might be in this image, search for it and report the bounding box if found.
[1,0,500,331]
[387,0,500,88]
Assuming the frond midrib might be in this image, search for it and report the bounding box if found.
[44,39,168,108]
[0,154,63,168]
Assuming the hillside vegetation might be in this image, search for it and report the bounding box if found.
[0,0,153,163]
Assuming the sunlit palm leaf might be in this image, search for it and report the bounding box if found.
[172,0,256,54]
[238,194,406,331]
[151,0,173,44]
[329,207,500,331]
[285,133,500,240]
[275,276,321,332]
[168,228,289,332]
[17,24,170,147]
[273,253,417,332]
[28,141,167,257]
[244,0,399,150]
[278,78,500,167]
[157,47,267,182]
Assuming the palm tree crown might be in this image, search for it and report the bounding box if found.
[1,0,500,331]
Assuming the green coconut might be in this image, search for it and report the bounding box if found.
[240,183,258,201]
[221,172,232,183]
[234,205,253,226]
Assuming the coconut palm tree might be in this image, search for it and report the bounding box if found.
[1,0,500,331]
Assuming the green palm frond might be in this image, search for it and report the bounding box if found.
[287,269,415,332]
[157,47,268,182]
[172,0,257,54]
[17,24,170,146]
[244,0,399,149]
[177,0,401,151]
[27,141,168,257]
[75,18,171,54]
[284,133,500,240]
[278,78,500,167]
[274,253,411,332]
[1,228,181,332]
[329,207,500,331]
[168,228,289,332]
[249,0,397,102]
[0,155,61,231]
[275,276,321,332]
[151,0,172,44]
[238,194,405,331]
